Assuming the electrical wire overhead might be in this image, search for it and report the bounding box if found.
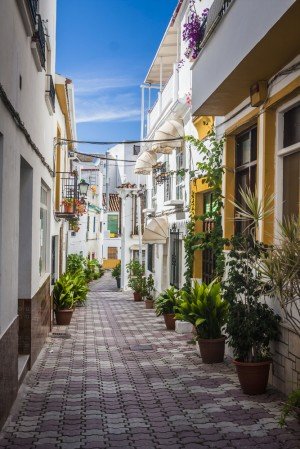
[57,136,184,145]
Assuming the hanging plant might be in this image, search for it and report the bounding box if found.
[182,1,209,62]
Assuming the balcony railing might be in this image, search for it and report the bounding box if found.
[148,71,178,132]
[28,0,38,24]
[32,14,46,69]
[46,74,55,113]
[55,172,79,218]
[201,0,234,48]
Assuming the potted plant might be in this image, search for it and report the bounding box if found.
[144,274,155,309]
[69,218,80,232]
[112,262,121,289]
[155,286,180,330]
[62,198,74,213]
[72,269,89,307]
[126,260,145,301]
[223,188,280,395]
[53,273,75,325]
[176,280,228,363]
[279,389,300,426]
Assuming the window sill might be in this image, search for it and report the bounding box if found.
[163,200,184,207]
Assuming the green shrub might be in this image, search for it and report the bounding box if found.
[279,389,300,427]
[67,253,85,274]
[175,281,228,339]
[126,260,145,293]
[155,287,180,316]
[112,262,121,279]
[53,273,75,310]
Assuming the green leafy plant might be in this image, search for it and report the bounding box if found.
[223,189,281,362]
[72,270,89,305]
[146,274,155,300]
[126,260,145,293]
[184,131,226,291]
[279,389,300,427]
[112,262,121,279]
[85,258,104,281]
[67,253,85,274]
[155,287,180,316]
[53,273,75,310]
[175,280,228,339]
[260,216,300,336]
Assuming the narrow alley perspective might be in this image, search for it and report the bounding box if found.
[0,273,299,449]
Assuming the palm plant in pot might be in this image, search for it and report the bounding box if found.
[155,286,180,330]
[111,262,121,289]
[144,274,155,309]
[126,260,145,301]
[176,280,228,363]
[53,273,76,325]
[223,188,281,395]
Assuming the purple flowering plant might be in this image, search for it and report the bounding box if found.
[182,1,209,61]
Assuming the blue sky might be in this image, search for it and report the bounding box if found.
[56,0,177,153]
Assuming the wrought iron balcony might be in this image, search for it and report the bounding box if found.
[17,0,38,36]
[45,74,55,114]
[28,0,38,23]
[55,172,79,218]
[32,14,46,70]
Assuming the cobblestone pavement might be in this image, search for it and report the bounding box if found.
[0,272,299,449]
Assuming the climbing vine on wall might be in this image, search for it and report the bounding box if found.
[183,130,227,289]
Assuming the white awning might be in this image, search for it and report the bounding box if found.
[134,150,157,175]
[142,216,169,244]
[152,119,184,154]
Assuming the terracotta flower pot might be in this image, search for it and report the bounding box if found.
[133,292,142,302]
[163,313,176,330]
[64,203,73,213]
[55,309,73,325]
[145,299,154,309]
[198,336,226,364]
[233,359,272,395]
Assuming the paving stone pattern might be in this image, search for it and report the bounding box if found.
[0,272,299,449]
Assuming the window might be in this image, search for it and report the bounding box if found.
[108,247,118,259]
[132,194,146,235]
[147,244,154,272]
[93,216,96,233]
[279,104,300,220]
[107,214,119,234]
[40,185,49,275]
[132,250,146,265]
[235,127,257,234]
[133,145,140,155]
[176,148,184,200]
[87,215,90,231]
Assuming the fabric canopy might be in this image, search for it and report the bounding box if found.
[152,119,184,154]
[134,150,157,175]
[142,216,169,244]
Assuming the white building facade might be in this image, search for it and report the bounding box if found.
[139,0,213,295]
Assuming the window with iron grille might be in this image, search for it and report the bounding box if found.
[235,126,257,234]
[147,244,154,272]
[93,216,96,233]
[176,148,184,200]
[133,145,140,155]
[132,250,146,265]
[170,227,180,288]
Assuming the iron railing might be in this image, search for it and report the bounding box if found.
[33,14,46,69]
[46,74,55,111]
[27,0,38,24]
[56,172,79,216]
[201,0,234,48]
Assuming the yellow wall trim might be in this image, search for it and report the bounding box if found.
[193,116,214,141]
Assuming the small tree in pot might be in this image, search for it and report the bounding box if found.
[176,281,228,363]
[126,260,145,301]
[112,262,121,288]
[223,188,281,395]
[144,274,155,309]
[155,287,180,330]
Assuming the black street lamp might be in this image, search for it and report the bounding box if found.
[78,179,89,197]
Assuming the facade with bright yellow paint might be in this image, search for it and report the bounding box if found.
[191,0,300,394]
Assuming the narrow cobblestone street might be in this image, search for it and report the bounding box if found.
[0,273,299,449]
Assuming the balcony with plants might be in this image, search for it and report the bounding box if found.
[55,172,88,220]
